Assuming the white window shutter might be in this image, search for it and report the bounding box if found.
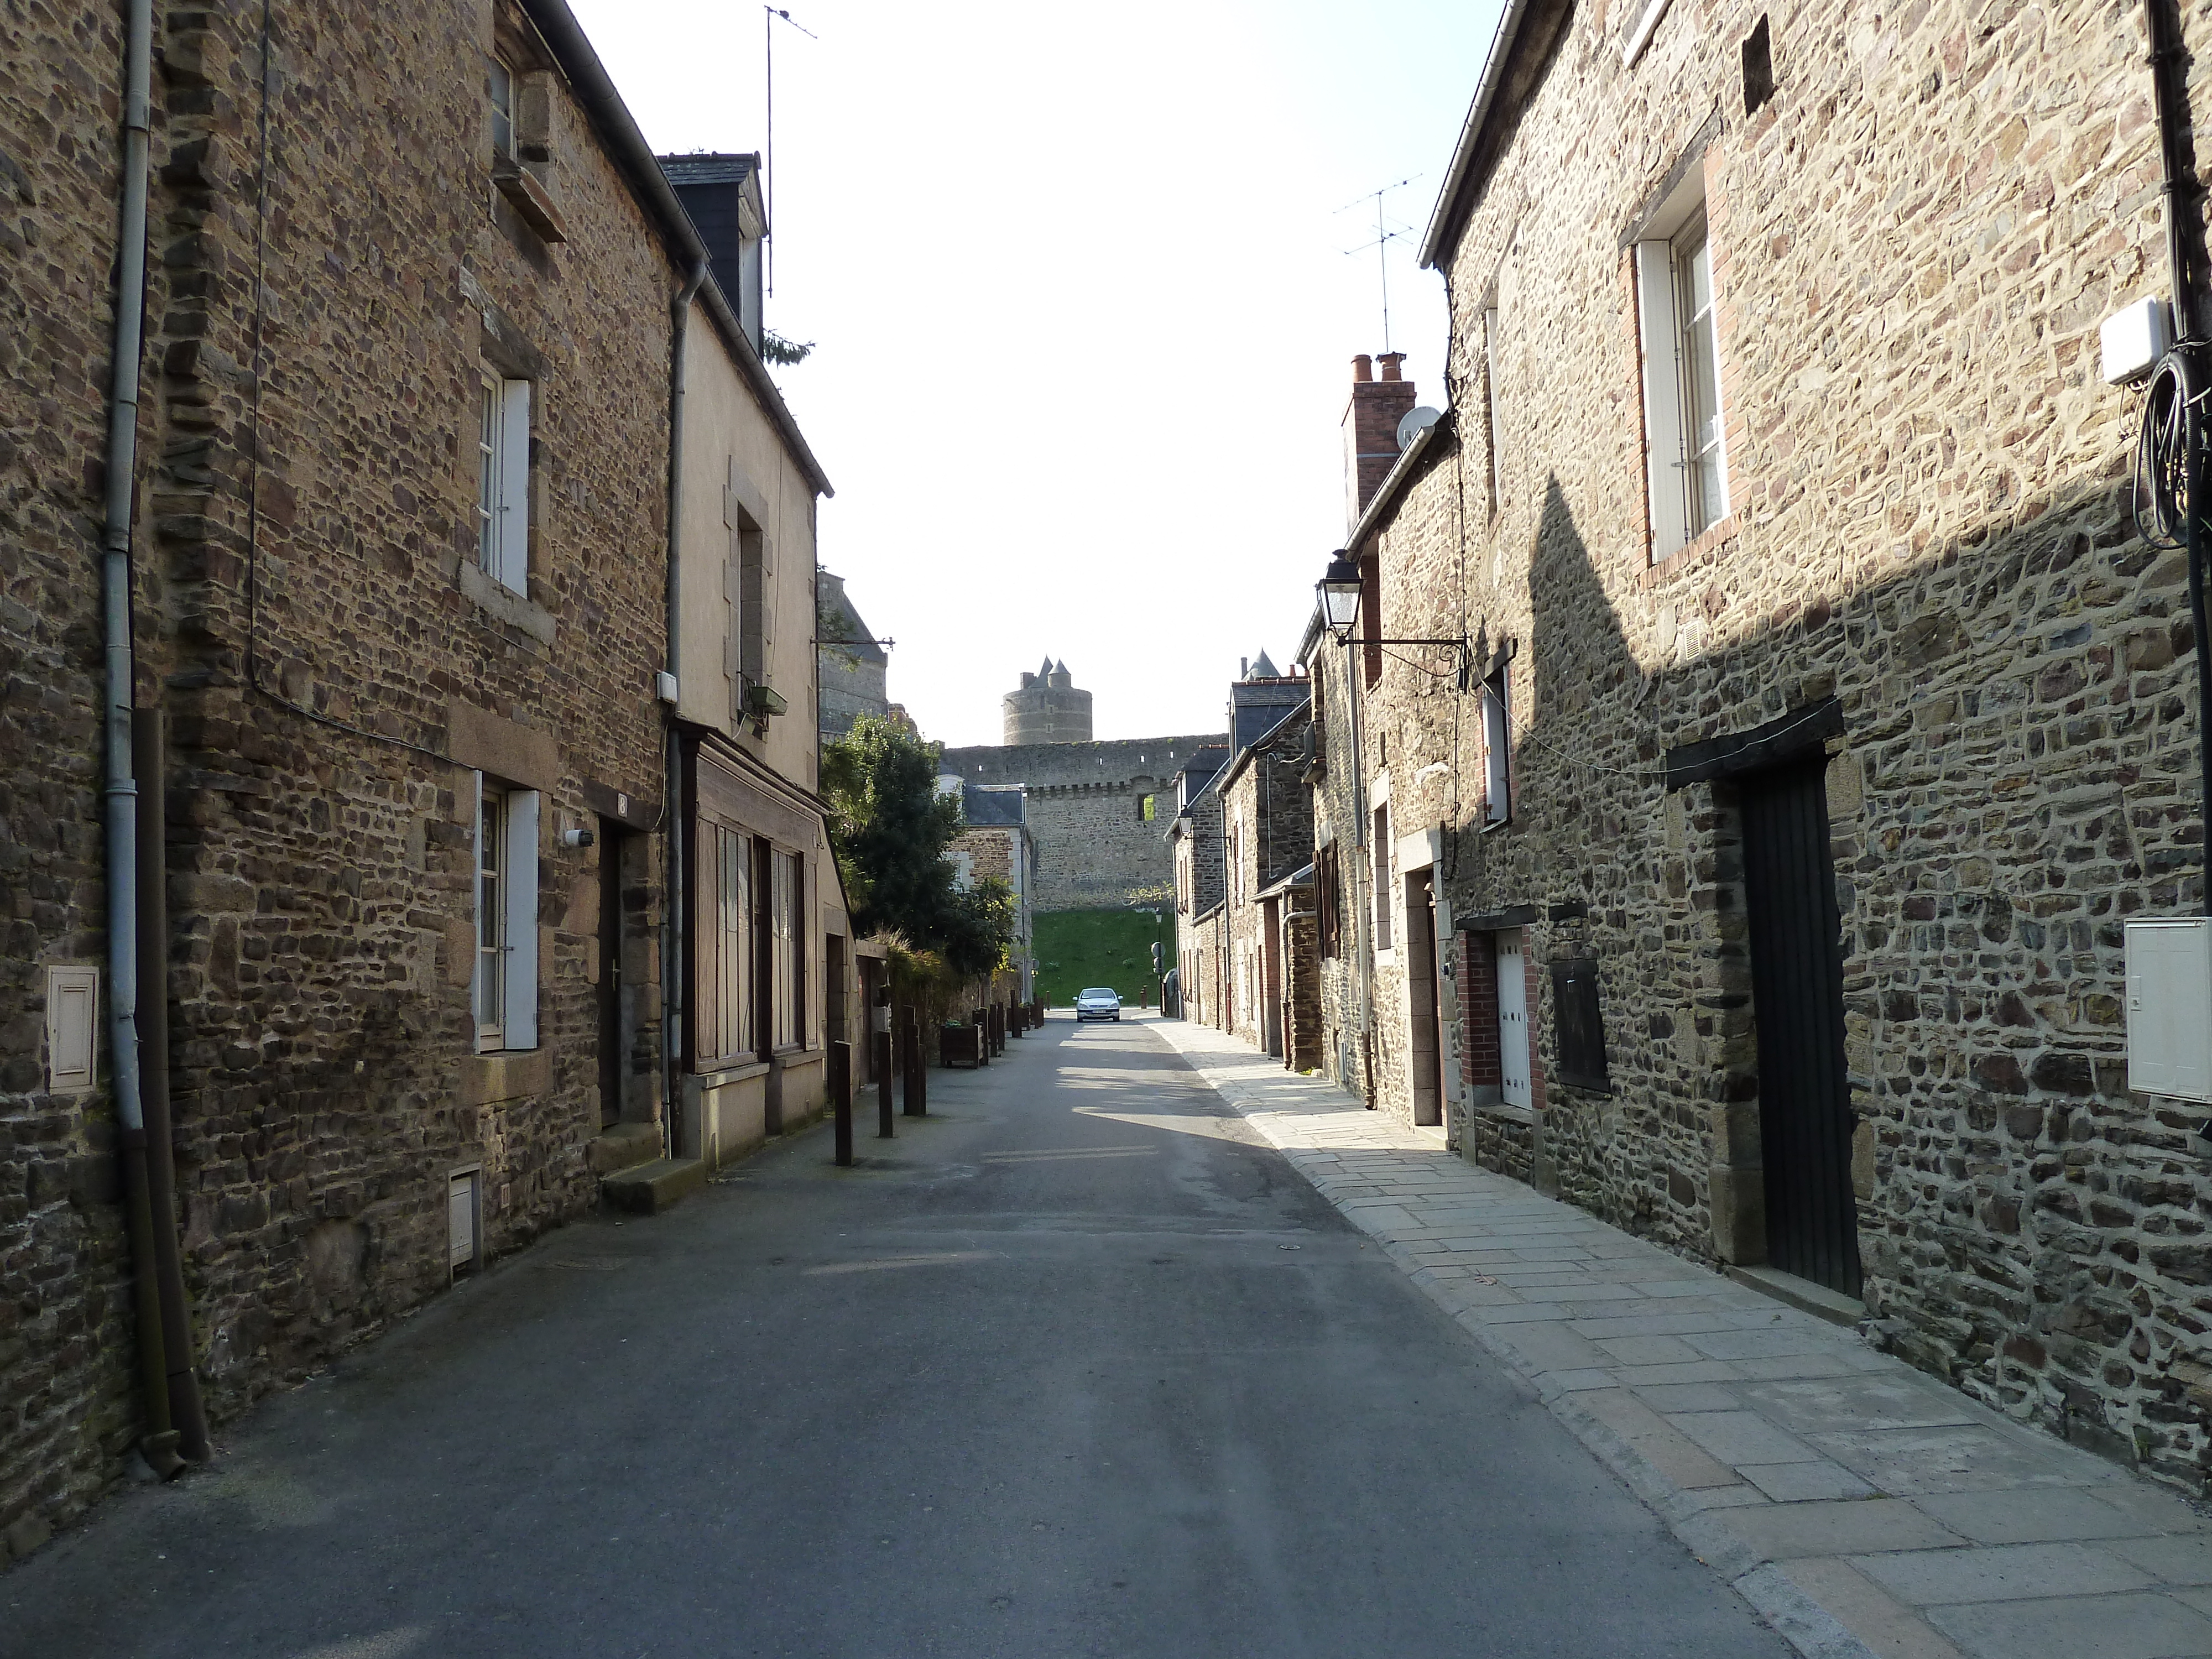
[1633,241,1689,557]
[497,378,531,592]
[504,788,539,1048]
[1484,679,1510,822]
[471,770,487,1026]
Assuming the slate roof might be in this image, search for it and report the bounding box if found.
[962,785,1026,827]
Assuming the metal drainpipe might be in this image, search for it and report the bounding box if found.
[2147,0,2212,917]
[1343,633,1374,1098]
[660,259,708,1157]
[100,0,188,1478]
[134,712,209,1462]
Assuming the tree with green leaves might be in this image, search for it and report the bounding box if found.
[821,715,1013,980]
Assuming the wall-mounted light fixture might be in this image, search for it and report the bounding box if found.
[1315,551,1473,690]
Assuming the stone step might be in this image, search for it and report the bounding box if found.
[600,1157,707,1215]
[586,1121,664,1177]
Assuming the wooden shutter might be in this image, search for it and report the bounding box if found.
[1633,239,1689,558]
[496,378,531,592]
[1484,671,1511,823]
[503,789,539,1049]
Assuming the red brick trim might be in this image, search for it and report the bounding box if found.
[1637,513,1740,589]
[1458,928,1502,1088]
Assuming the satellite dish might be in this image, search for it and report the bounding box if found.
[1396,405,1443,451]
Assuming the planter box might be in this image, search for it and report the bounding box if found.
[941,1022,981,1069]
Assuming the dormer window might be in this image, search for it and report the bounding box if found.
[483,35,567,242]
[488,56,515,161]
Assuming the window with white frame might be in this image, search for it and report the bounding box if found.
[1371,803,1392,951]
[473,777,539,1051]
[1634,189,1729,558]
[770,847,801,1051]
[476,372,531,594]
[1483,663,1511,826]
[487,54,516,161]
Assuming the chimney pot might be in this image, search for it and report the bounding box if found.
[1351,354,1373,383]
[1378,351,1406,383]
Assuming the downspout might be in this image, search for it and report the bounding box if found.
[661,258,708,1157]
[1344,632,1375,1104]
[102,0,187,1477]
[2147,0,2212,916]
[134,712,209,1463]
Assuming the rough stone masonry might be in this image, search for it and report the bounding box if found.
[1328,0,2212,1497]
[1,0,680,1551]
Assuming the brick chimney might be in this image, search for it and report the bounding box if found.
[1342,353,1418,529]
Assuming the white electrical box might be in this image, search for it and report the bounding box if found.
[2100,296,2172,385]
[45,965,98,1093]
[2126,918,2212,1100]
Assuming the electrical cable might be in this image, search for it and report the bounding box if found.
[2132,347,2205,551]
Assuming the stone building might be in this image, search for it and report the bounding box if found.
[816,570,891,740]
[943,662,1219,915]
[1314,0,2212,1493]
[1219,707,1317,1061]
[948,785,1036,1001]
[660,151,842,1177]
[0,0,839,1552]
[1171,666,1318,1053]
[1167,747,1229,1025]
[1003,659,1092,744]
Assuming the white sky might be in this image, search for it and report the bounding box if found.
[567,0,1505,748]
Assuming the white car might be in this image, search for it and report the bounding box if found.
[1074,987,1121,1022]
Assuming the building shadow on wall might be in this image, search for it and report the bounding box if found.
[1457,464,2203,1472]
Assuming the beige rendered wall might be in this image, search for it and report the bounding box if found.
[675,311,840,1089]
[674,314,821,789]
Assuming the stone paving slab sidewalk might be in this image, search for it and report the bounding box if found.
[1149,1017,2212,1659]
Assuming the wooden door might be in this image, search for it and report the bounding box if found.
[1496,931,1531,1109]
[1739,757,1863,1297]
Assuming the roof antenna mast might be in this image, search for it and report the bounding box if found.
[1337,175,1421,355]
[763,5,816,299]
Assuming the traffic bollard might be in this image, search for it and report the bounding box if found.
[875,1029,894,1138]
[912,1011,928,1113]
[874,985,894,1138]
[830,1040,853,1166]
[973,1007,989,1065]
[902,1014,924,1116]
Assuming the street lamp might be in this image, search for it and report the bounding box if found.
[1318,553,1364,641]
[1314,550,1472,688]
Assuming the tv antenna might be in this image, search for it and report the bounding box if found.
[763,6,817,298]
[1337,175,1421,356]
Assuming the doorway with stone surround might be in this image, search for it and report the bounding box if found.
[1736,755,1863,1298]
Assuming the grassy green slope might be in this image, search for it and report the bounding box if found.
[1033,907,1169,1008]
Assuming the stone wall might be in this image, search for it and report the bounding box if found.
[1001,675,1092,745]
[1,0,681,1549]
[0,0,142,1563]
[945,733,1222,915]
[1305,650,1370,1103]
[816,571,886,739]
[1345,0,2212,1491]
[1284,910,1323,1072]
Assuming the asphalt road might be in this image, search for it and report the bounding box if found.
[4,1014,1791,1659]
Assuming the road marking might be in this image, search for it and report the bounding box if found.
[979,1146,1159,1164]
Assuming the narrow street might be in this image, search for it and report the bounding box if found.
[6,1014,1786,1659]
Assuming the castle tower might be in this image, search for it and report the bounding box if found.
[1002,657,1094,744]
